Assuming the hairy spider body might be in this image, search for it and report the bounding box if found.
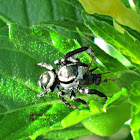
[37,47,112,109]
[58,64,85,89]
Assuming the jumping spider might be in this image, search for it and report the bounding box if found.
[37,47,112,109]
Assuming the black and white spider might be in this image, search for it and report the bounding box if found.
[37,47,112,109]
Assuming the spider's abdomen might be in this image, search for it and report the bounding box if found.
[38,71,56,90]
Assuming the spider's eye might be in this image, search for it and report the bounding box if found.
[58,65,78,82]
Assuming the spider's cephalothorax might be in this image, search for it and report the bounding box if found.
[37,47,113,109]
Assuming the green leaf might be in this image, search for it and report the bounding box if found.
[103,88,128,110]
[40,19,92,35]
[82,102,131,136]
[82,11,140,68]
[0,23,127,139]
[122,0,131,8]
[89,100,105,114]
[35,25,94,65]
[0,36,42,90]
[0,23,109,139]
[130,81,140,140]
[28,104,72,140]
[0,19,8,36]
[0,0,83,26]
[92,14,113,26]
[62,0,83,9]
[0,32,61,94]
[0,75,56,140]
[0,19,6,28]
[78,29,128,72]
[133,0,140,14]
[116,70,140,90]
[61,110,93,128]
[116,21,140,41]
[61,100,105,128]
[0,0,85,44]
[0,0,29,25]
[43,124,92,140]
[0,24,69,139]
[9,24,63,65]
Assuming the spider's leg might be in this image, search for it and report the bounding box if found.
[54,59,62,67]
[54,56,88,67]
[65,47,95,69]
[64,47,89,60]
[85,47,95,69]
[37,62,54,71]
[89,67,98,72]
[58,91,80,110]
[54,56,80,66]
[55,47,94,67]
[78,86,107,99]
[70,90,88,105]
[37,91,48,97]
